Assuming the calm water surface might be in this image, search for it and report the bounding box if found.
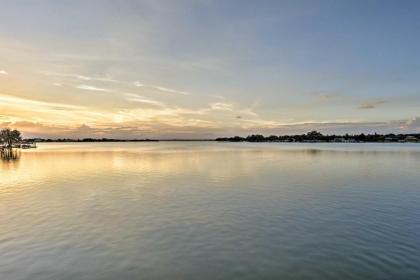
[1,142,420,280]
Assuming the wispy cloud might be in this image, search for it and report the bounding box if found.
[0,94,86,110]
[123,93,165,107]
[209,102,234,111]
[405,117,420,129]
[212,95,226,100]
[359,100,386,109]
[76,85,109,92]
[46,73,191,95]
[40,71,119,83]
[0,70,8,75]
[133,81,190,95]
[41,71,190,95]
[133,81,144,87]
[41,71,92,80]
[154,86,190,96]
[240,101,259,117]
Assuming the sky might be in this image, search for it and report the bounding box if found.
[0,0,419,139]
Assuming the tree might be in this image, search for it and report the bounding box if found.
[246,134,265,142]
[0,128,22,148]
[306,130,323,140]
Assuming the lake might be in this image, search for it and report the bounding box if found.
[1,142,420,280]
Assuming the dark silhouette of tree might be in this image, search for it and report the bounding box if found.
[306,130,323,140]
[0,128,22,148]
[246,134,265,142]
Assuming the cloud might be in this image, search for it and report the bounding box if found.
[404,117,420,131]
[359,100,386,109]
[133,81,190,95]
[123,93,165,107]
[76,85,109,92]
[239,101,259,117]
[209,102,234,111]
[205,101,259,117]
[239,108,258,117]
[53,83,63,87]
[0,94,85,110]
[41,72,190,95]
[133,81,144,87]
[2,113,420,140]
[40,71,92,81]
[0,70,8,75]
[154,86,190,96]
[4,117,419,140]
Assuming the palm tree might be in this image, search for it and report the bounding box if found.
[0,128,22,148]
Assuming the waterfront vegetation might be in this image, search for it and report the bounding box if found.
[1,128,35,160]
[0,128,22,148]
[2,128,420,145]
[216,131,420,143]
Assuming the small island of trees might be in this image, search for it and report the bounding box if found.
[0,128,38,160]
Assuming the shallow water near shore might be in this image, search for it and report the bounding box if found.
[1,142,420,280]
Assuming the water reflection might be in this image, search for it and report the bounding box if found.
[1,142,420,280]
[1,147,21,161]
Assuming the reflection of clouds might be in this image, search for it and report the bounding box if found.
[0,146,288,188]
[3,143,419,197]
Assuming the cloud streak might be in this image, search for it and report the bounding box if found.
[359,100,386,109]
[40,71,119,83]
[123,93,165,107]
[0,94,85,110]
[209,102,234,111]
[76,85,110,92]
[133,81,190,95]
[41,71,191,96]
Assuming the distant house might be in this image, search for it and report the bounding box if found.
[333,138,345,142]
[405,136,419,142]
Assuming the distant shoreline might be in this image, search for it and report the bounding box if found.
[22,131,419,144]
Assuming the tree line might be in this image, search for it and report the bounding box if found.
[216,131,420,143]
[2,128,419,144]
